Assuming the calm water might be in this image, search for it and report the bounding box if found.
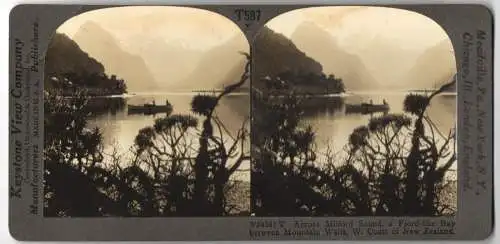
[87,92,250,181]
[87,91,456,181]
[303,91,457,163]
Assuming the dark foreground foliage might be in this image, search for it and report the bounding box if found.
[251,77,457,217]
[44,56,251,217]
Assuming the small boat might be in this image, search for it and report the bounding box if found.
[345,103,389,114]
[127,103,172,115]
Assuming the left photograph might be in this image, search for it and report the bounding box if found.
[43,6,251,217]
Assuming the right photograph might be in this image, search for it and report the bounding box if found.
[251,6,457,217]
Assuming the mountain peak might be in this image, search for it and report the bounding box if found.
[77,21,108,36]
[79,20,101,30]
[405,38,456,89]
[289,22,377,90]
[253,26,324,89]
[177,33,249,90]
[44,32,105,86]
[294,21,328,34]
[292,21,340,46]
[72,21,158,91]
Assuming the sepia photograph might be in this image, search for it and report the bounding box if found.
[8,2,495,241]
[43,6,251,217]
[251,6,457,217]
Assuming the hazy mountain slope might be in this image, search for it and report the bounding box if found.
[290,22,377,91]
[253,26,323,90]
[349,34,420,89]
[405,39,456,89]
[72,21,158,91]
[45,33,105,80]
[44,33,127,95]
[138,37,202,89]
[179,34,249,90]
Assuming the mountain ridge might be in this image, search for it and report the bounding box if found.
[45,32,105,81]
[253,26,323,90]
[44,32,126,95]
[178,34,249,90]
[405,39,456,89]
[290,21,378,91]
[72,21,158,92]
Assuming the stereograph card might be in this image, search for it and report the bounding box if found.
[8,2,493,241]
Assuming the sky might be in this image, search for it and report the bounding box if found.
[54,5,455,90]
[264,6,456,90]
[57,6,243,51]
[57,6,452,52]
[266,6,452,52]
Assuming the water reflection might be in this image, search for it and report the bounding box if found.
[86,93,251,180]
[299,96,344,117]
[85,96,127,116]
[87,92,456,178]
[300,93,456,161]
